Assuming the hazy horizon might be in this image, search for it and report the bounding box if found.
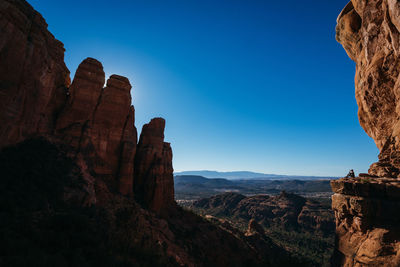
[174,169,338,178]
[31,0,378,176]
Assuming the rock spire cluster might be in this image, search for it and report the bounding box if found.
[0,0,174,212]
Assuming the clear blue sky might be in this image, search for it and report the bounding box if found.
[30,0,379,176]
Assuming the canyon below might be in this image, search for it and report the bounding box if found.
[1,0,400,266]
[175,175,336,266]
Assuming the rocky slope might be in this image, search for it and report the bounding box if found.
[192,192,335,266]
[193,192,334,233]
[334,1,400,266]
[0,0,297,266]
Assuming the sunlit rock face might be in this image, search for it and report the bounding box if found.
[334,1,400,266]
[337,0,400,177]
[331,178,400,266]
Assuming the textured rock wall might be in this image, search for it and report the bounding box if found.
[134,118,175,213]
[337,0,400,177]
[335,1,400,265]
[0,0,174,212]
[0,0,70,146]
[55,58,138,196]
[331,178,400,266]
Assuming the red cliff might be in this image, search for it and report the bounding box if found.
[337,0,400,177]
[0,0,69,146]
[334,1,400,266]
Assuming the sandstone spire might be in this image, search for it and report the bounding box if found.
[134,118,175,213]
[0,0,174,203]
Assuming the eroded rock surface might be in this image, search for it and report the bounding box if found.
[134,118,175,213]
[0,0,70,146]
[335,1,400,265]
[331,178,400,266]
[337,0,400,177]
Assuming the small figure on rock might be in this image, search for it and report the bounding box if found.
[345,169,355,178]
[64,86,70,97]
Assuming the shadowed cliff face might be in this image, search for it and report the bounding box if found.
[337,0,400,177]
[0,0,70,146]
[334,1,400,266]
[0,0,174,212]
[134,118,175,214]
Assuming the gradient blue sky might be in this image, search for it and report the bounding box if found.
[30,0,378,176]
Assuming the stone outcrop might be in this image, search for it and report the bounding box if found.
[246,219,266,236]
[297,198,336,233]
[0,0,172,207]
[134,118,175,213]
[331,178,400,266]
[334,1,400,265]
[336,0,400,177]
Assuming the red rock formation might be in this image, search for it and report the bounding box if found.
[134,118,175,213]
[336,0,400,177]
[334,1,400,265]
[117,106,137,196]
[0,0,173,202]
[56,59,137,196]
[89,75,136,194]
[331,178,400,266]
[246,219,266,236]
[0,0,70,147]
[55,58,105,149]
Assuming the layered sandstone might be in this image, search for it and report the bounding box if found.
[336,0,400,177]
[331,178,400,266]
[335,1,400,265]
[134,118,175,213]
[54,58,138,196]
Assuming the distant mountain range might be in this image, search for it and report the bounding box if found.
[174,170,336,180]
